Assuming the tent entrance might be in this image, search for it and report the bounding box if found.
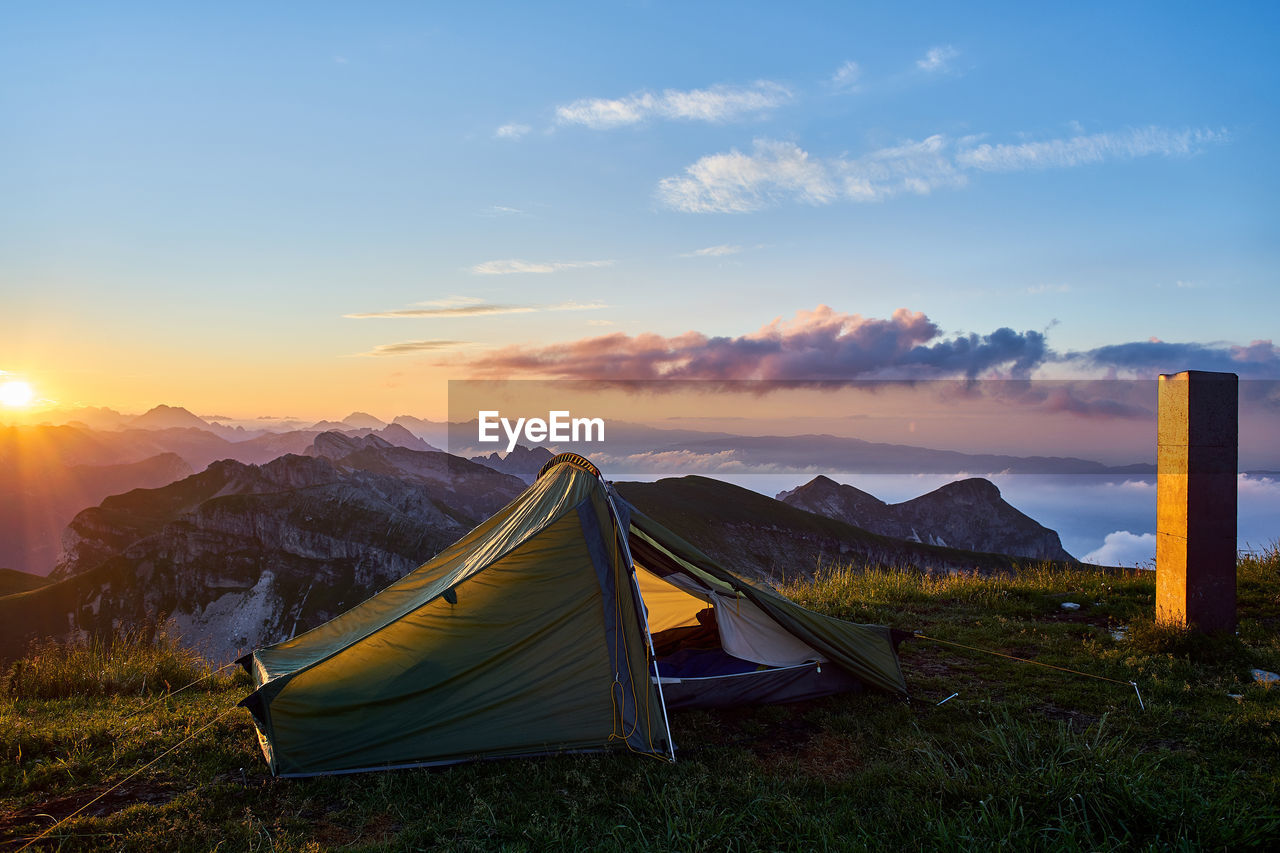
[633,561,859,710]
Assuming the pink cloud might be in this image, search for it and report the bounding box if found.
[450,306,1048,381]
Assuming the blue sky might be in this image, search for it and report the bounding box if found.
[2,1,1277,417]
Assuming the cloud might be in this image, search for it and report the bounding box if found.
[347,296,606,319]
[1083,530,1155,567]
[917,45,960,72]
[357,340,468,357]
[659,127,1226,213]
[658,139,837,213]
[985,382,1152,419]
[469,259,614,275]
[1072,338,1280,379]
[681,244,742,258]
[478,205,526,217]
[955,127,1228,171]
[450,305,1049,381]
[555,81,791,129]
[346,297,536,319]
[830,60,861,91]
[1027,283,1072,294]
[494,123,531,140]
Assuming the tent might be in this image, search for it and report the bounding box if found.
[238,453,907,777]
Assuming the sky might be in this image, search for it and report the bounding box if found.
[2,1,1278,426]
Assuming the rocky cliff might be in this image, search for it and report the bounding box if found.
[4,441,524,662]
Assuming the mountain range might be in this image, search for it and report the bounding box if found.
[2,434,524,662]
[777,475,1073,561]
[0,431,1084,662]
[616,476,1058,585]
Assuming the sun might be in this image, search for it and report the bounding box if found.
[0,380,35,408]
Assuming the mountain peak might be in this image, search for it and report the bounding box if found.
[341,412,387,429]
[932,477,1002,500]
[128,405,211,430]
[777,475,885,511]
[780,474,1072,562]
[469,444,556,483]
[307,430,395,460]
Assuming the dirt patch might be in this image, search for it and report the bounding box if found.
[0,779,185,843]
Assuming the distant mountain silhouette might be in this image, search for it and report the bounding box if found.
[469,445,556,483]
[128,405,260,441]
[391,416,451,450]
[777,475,1074,561]
[128,404,211,431]
[341,412,387,429]
[0,434,193,574]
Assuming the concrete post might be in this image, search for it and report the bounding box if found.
[1156,370,1238,632]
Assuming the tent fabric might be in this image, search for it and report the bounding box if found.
[240,462,670,776]
[633,564,708,633]
[240,455,907,777]
[711,592,828,668]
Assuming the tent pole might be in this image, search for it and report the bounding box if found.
[605,487,677,763]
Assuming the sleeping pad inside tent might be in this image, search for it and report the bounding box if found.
[238,453,907,777]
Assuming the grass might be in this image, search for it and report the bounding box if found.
[2,547,1278,851]
[6,622,231,701]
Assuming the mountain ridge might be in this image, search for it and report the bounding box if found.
[777,475,1074,561]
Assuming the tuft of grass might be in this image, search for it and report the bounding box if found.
[906,711,1168,849]
[1124,617,1253,665]
[4,621,239,700]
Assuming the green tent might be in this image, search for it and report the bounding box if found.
[239,454,907,776]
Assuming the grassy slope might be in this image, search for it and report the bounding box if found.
[0,569,47,597]
[1,548,1278,851]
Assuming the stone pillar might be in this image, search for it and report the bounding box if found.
[1156,370,1238,632]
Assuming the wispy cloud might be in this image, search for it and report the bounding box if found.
[477,205,526,217]
[346,295,606,319]
[555,81,791,129]
[346,296,535,319]
[357,340,468,357]
[917,45,960,72]
[494,123,530,140]
[659,126,1227,213]
[681,244,742,258]
[658,139,838,213]
[830,60,862,92]
[469,259,614,275]
[956,127,1227,171]
[1027,283,1072,294]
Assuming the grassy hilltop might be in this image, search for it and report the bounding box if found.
[2,548,1278,851]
